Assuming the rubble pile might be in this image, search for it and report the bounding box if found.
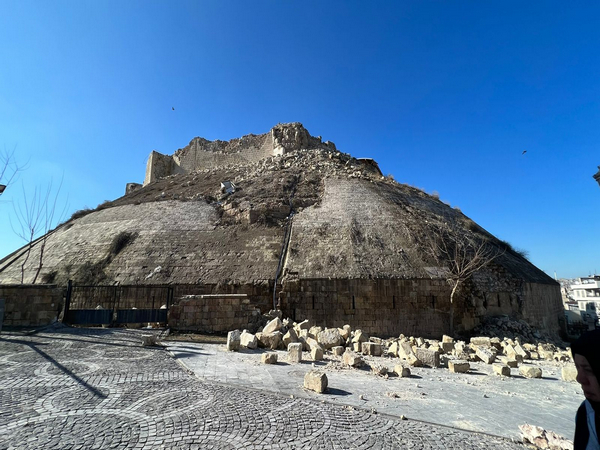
[228,311,576,382]
[471,315,564,346]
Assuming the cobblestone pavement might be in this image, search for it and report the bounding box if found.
[0,326,524,449]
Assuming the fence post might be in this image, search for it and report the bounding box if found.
[63,280,73,324]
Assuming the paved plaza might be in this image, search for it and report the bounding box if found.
[168,339,581,440]
[0,326,525,449]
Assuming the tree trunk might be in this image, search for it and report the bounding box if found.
[449,281,459,336]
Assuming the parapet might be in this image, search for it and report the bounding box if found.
[143,123,336,186]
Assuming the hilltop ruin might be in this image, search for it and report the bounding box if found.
[0,123,563,338]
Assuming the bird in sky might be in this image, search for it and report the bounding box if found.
[522,150,527,155]
[172,107,175,111]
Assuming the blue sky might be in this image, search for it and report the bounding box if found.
[0,1,598,279]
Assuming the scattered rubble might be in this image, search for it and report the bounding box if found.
[261,353,278,364]
[519,424,573,449]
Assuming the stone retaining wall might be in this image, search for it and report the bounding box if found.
[0,285,64,327]
[168,294,263,333]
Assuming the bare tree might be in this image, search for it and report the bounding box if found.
[0,147,26,196]
[11,178,67,283]
[423,221,502,335]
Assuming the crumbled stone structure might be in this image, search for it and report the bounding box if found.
[0,123,563,338]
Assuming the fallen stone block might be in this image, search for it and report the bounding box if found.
[416,337,425,347]
[504,358,519,368]
[309,326,323,337]
[519,366,542,378]
[305,337,323,352]
[263,317,283,334]
[311,347,324,361]
[441,342,455,354]
[296,319,311,330]
[256,331,283,350]
[141,335,158,346]
[493,364,511,376]
[226,330,241,351]
[371,364,388,376]
[470,336,491,347]
[448,360,470,373]
[415,348,440,368]
[283,328,299,347]
[352,342,361,352]
[343,350,363,367]
[339,324,351,339]
[476,347,496,364]
[394,365,411,377]
[388,341,400,357]
[288,342,303,363]
[304,370,328,393]
[362,342,382,356]
[261,353,278,364]
[514,343,529,359]
[561,366,578,382]
[442,335,454,344]
[317,328,343,349]
[331,346,344,356]
[240,330,258,349]
[352,329,368,344]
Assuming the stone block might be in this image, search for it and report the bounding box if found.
[263,317,283,334]
[442,335,454,344]
[362,342,382,356]
[331,346,344,356]
[352,329,368,344]
[493,364,511,376]
[288,343,303,363]
[415,348,440,368]
[448,360,470,373]
[470,337,491,347]
[226,330,241,351]
[256,331,282,350]
[305,337,323,352]
[352,342,361,352]
[296,319,311,330]
[504,358,519,368]
[561,366,578,382]
[282,328,299,347]
[371,364,388,376]
[388,341,400,357]
[343,350,363,367]
[311,347,324,361]
[476,347,496,364]
[261,353,278,364]
[309,326,323,337]
[317,328,343,349]
[520,366,542,378]
[304,370,328,393]
[394,365,411,377]
[441,342,455,354]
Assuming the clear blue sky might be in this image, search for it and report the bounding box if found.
[1,1,598,279]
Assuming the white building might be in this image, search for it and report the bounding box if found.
[571,275,600,316]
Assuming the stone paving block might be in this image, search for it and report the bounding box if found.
[304,370,328,393]
[288,343,303,363]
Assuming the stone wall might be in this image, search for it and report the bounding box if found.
[0,285,64,327]
[281,278,453,338]
[280,277,563,338]
[168,294,263,333]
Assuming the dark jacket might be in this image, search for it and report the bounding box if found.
[574,401,600,450]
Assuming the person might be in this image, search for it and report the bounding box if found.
[572,329,600,449]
